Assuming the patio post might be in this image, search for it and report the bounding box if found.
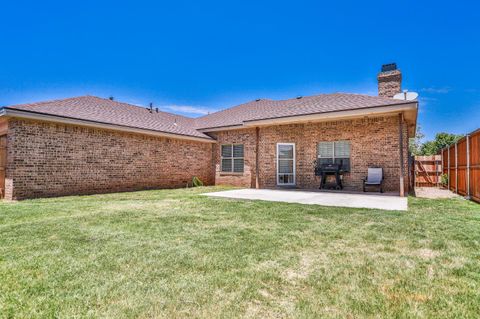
[398,113,405,197]
[255,127,260,189]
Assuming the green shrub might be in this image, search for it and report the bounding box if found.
[192,176,204,187]
[441,173,449,185]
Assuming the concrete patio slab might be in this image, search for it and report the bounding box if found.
[203,189,407,211]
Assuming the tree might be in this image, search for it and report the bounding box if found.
[419,140,437,155]
[419,132,464,155]
[409,125,425,156]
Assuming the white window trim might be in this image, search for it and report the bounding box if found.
[221,144,244,173]
[276,143,296,186]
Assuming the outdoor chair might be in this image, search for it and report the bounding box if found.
[363,168,384,193]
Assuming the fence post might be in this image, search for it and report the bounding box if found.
[466,134,471,199]
[441,148,444,187]
[447,146,450,190]
[455,142,458,194]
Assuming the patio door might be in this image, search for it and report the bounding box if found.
[277,143,295,186]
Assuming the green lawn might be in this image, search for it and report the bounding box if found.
[1,187,479,318]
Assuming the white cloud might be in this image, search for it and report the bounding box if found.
[164,105,215,115]
[419,96,437,102]
[417,96,437,113]
[420,87,451,94]
[358,90,378,96]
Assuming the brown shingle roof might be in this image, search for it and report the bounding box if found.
[194,93,414,130]
[6,96,212,140]
[4,93,415,139]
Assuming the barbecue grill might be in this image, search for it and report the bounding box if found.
[315,163,343,190]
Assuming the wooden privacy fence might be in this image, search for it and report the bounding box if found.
[414,155,442,187]
[441,128,480,203]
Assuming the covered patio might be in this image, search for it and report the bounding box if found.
[203,188,408,211]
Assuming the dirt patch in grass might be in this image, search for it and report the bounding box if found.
[416,248,441,260]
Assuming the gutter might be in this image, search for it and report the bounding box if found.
[197,124,244,133]
[0,107,215,143]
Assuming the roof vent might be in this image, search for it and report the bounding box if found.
[296,96,303,99]
[255,98,261,102]
[381,63,397,72]
[109,96,114,101]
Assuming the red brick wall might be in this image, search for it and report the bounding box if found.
[209,128,257,188]
[3,114,409,199]
[5,119,214,200]
[210,116,409,193]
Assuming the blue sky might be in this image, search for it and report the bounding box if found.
[1,0,479,140]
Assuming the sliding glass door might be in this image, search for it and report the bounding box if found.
[277,143,295,186]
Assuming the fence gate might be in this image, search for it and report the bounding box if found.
[414,155,441,187]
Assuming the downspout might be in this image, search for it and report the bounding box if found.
[255,127,260,189]
[399,113,405,197]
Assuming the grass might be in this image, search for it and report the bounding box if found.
[1,186,479,318]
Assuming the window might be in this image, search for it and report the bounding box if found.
[221,144,244,173]
[317,141,351,172]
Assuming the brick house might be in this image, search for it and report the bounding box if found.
[0,64,417,200]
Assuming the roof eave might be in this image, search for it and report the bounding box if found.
[1,108,215,143]
[198,102,418,133]
[196,124,245,133]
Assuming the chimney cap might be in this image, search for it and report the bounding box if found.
[381,63,397,73]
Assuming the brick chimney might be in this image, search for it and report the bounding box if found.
[377,63,402,98]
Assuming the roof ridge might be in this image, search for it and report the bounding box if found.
[8,95,196,121]
[195,92,398,121]
[87,96,196,120]
[329,92,401,100]
[195,99,259,119]
[7,95,92,108]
